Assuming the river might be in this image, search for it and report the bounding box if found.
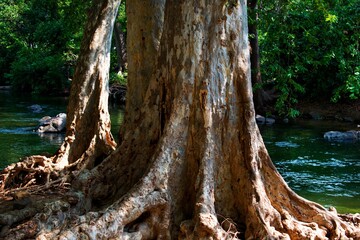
[0,90,359,213]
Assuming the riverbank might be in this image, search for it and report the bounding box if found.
[0,86,11,90]
[297,99,360,124]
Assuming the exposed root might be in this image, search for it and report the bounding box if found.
[0,155,64,195]
[37,183,170,239]
[243,144,360,239]
[0,219,38,240]
[218,214,244,239]
[339,213,360,229]
[0,189,86,240]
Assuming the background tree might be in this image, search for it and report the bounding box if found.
[0,0,28,86]
[0,0,359,239]
[0,0,89,94]
[258,0,360,116]
[112,1,127,74]
[248,0,268,115]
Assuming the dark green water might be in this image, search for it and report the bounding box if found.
[0,90,123,169]
[0,90,359,213]
[259,121,360,214]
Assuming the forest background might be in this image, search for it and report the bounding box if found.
[0,0,359,117]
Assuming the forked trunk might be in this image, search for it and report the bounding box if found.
[0,0,359,239]
[38,0,359,239]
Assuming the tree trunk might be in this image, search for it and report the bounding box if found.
[53,0,120,169]
[1,0,359,239]
[113,20,127,73]
[248,0,266,115]
[120,0,165,141]
[0,0,120,203]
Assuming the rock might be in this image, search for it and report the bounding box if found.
[256,114,275,125]
[343,117,354,122]
[309,111,322,120]
[37,113,66,133]
[28,104,43,113]
[39,116,52,125]
[324,130,360,142]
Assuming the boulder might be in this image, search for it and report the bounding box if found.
[324,130,360,142]
[256,114,275,125]
[28,104,43,113]
[37,113,66,133]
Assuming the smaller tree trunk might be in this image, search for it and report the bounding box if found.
[113,20,127,73]
[248,0,266,115]
[54,0,120,169]
[0,0,121,194]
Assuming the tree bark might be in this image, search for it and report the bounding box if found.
[113,20,127,73]
[0,0,120,202]
[120,0,165,141]
[0,0,359,239]
[54,0,120,169]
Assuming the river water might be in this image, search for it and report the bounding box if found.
[0,90,359,213]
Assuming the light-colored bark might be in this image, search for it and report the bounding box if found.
[1,0,359,239]
[54,0,120,169]
[119,0,165,141]
[0,0,121,194]
[39,0,359,239]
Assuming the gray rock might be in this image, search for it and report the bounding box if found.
[324,130,360,142]
[256,114,275,125]
[37,113,66,133]
[28,104,43,113]
[309,111,322,120]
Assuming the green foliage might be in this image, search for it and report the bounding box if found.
[258,0,360,116]
[110,71,127,86]
[0,0,28,85]
[225,0,239,9]
[0,0,89,94]
[117,1,127,33]
[6,48,68,94]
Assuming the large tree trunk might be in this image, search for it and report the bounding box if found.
[0,0,359,239]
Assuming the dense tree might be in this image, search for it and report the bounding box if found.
[0,0,28,85]
[258,0,360,116]
[0,0,89,94]
[0,0,359,239]
[248,0,270,115]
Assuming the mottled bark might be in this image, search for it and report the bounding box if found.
[39,0,359,239]
[54,0,120,168]
[120,0,165,140]
[0,0,359,239]
[0,0,120,196]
